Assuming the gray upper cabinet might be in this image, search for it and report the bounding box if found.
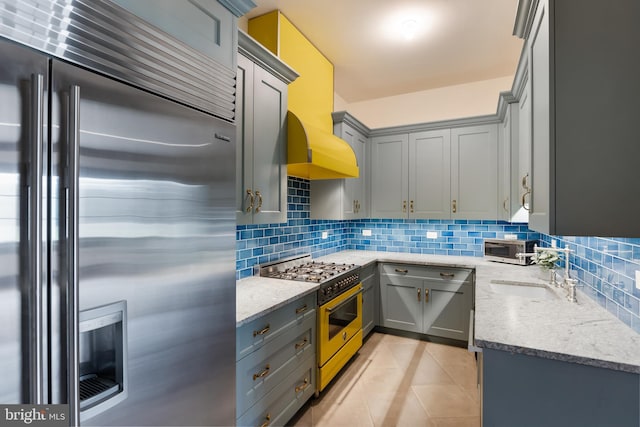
[498,103,522,221]
[451,124,498,219]
[517,73,532,216]
[370,134,409,218]
[236,32,297,225]
[409,130,451,219]
[111,0,244,71]
[518,0,640,236]
[498,106,513,220]
[311,112,369,220]
[371,125,498,220]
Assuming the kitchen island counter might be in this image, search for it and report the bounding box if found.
[237,250,640,374]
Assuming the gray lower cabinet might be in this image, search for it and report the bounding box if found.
[236,293,316,425]
[482,348,640,427]
[236,33,295,225]
[379,263,474,342]
[360,263,378,338]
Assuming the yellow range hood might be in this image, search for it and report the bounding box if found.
[249,10,359,180]
[287,111,359,179]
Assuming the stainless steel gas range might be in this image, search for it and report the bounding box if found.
[259,255,363,393]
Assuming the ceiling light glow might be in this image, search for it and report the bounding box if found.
[402,19,418,40]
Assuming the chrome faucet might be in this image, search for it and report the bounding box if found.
[565,278,578,303]
[517,244,578,302]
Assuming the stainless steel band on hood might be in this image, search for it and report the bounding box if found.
[0,0,236,121]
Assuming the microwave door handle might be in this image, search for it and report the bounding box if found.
[486,243,507,249]
[325,289,363,313]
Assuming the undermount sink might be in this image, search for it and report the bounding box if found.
[489,279,557,300]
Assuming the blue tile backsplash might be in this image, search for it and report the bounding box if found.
[236,177,640,334]
[538,234,640,334]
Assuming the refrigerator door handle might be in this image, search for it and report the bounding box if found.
[28,73,45,404]
[66,84,81,426]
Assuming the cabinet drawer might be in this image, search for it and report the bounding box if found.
[379,263,473,283]
[237,293,316,361]
[236,312,315,416]
[236,356,315,427]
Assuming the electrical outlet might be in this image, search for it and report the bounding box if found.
[551,239,557,248]
[321,231,328,239]
[504,234,517,240]
[636,271,640,290]
[362,229,372,236]
[426,231,438,239]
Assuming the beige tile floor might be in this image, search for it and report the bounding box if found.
[288,332,480,427]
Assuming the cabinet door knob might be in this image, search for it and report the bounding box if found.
[417,288,421,302]
[410,200,414,213]
[452,199,457,213]
[424,288,430,303]
[255,190,263,213]
[245,189,254,213]
[402,200,407,213]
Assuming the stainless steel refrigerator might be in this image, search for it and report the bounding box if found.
[0,1,236,425]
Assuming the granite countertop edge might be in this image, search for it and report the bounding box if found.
[236,250,640,374]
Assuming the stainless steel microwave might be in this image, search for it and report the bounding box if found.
[483,238,538,265]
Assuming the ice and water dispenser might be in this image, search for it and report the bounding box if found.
[79,300,128,420]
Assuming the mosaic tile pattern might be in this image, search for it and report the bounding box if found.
[235,177,349,279]
[236,177,640,333]
[539,235,640,334]
[345,219,539,257]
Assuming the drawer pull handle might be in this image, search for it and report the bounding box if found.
[295,378,310,393]
[395,268,408,274]
[259,413,271,427]
[294,338,308,350]
[253,324,270,337]
[425,288,430,303]
[417,288,421,302]
[295,304,308,314]
[253,364,270,381]
[440,272,455,278]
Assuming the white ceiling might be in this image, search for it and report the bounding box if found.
[243,0,524,104]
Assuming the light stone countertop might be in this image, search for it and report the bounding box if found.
[236,250,640,374]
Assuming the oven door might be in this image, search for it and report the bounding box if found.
[318,283,363,366]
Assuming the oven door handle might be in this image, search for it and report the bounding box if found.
[326,289,363,313]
